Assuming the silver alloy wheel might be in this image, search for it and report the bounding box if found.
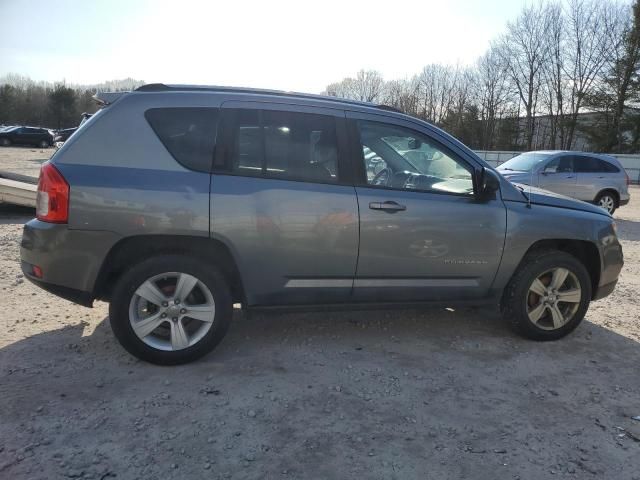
[128,272,215,351]
[526,267,582,330]
[598,195,615,213]
[39,140,48,148]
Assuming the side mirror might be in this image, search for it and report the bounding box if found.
[478,167,500,199]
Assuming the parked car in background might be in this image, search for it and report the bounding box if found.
[0,126,53,148]
[497,151,630,214]
[20,84,623,365]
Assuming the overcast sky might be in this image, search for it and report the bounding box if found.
[0,0,527,93]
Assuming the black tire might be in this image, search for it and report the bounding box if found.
[109,254,233,365]
[38,140,49,149]
[594,190,618,214]
[502,250,592,341]
[1,138,11,147]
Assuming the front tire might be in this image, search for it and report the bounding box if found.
[38,139,50,149]
[109,254,233,365]
[1,138,11,147]
[502,250,592,341]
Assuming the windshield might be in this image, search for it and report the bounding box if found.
[499,153,552,172]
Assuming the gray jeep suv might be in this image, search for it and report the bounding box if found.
[20,84,624,365]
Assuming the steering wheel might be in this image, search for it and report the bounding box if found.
[371,168,392,186]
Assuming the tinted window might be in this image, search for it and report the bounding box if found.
[228,109,338,183]
[357,120,474,195]
[145,108,219,172]
[599,159,619,173]
[573,156,603,173]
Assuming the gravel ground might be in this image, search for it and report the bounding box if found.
[0,146,52,179]
[1,182,639,478]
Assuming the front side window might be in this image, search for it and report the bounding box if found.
[145,107,219,172]
[228,109,338,183]
[543,156,574,173]
[356,120,473,195]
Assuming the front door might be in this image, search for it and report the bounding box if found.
[538,156,577,197]
[348,113,506,302]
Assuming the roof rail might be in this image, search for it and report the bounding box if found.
[135,83,403,114]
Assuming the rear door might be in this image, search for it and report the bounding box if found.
[538,155,577,197]
[210,103,359,306]
[348,112,506,302]
[573,155,617,202]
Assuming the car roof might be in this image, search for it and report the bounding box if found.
[134,83,404,115]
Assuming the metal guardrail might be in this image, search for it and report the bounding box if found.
[475,150,640,184]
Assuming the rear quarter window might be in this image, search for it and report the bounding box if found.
[145,107,219,172]
[599,160,620,173]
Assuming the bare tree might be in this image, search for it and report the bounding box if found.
[475,45,515,149]
[324,70,385,103]
[563,0,612,148]
[417,64,459,124]
[540,1,565,149]
[499,3,552,149]
[383,78,420,116]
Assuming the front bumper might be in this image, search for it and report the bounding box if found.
[20,219,120,307]
[592,279,618,300]
[593,221,624,300]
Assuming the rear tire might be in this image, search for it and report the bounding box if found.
[38,140,49,149]
[502,250,592,341]
[1,138,11,147]
[109,254,233,365]
[595,191,617,214]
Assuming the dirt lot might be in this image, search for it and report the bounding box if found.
[0,146,52,179]
[1,165,639,479]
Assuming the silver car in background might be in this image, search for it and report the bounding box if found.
[497,151,631,214]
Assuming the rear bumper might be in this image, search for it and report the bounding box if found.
[20,219,120,306]
[619,195,630,206]
[21,263,94,307]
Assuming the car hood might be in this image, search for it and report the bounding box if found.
[512,183,610,217]
[497,170,531,182]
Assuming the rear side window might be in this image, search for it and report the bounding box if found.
[145,108,219,172]
[224,109,339,184]
[573,156,613,173]
[599,160,620,173]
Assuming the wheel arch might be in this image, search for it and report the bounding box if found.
[93,235,246,304]
[504,239,601,301]
[594,188,619,206]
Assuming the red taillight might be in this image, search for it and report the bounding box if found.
[36,162,69,223]
[32,265,43,278]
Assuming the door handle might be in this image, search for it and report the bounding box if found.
[369,201,406,212]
